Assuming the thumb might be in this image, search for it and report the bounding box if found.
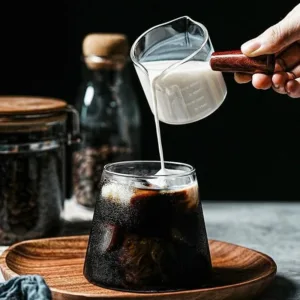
[241,7,300,57]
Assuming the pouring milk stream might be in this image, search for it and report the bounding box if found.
[130,16,227,185]
[130,16,275,186]
[131,17,227,185]
[147,60,226,180]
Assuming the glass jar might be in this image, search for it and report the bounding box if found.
[0,96,80,245]
[72,33,141,208]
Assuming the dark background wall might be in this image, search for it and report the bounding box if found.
[0,1,300,200]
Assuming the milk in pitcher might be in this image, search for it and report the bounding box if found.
[137,60,227,125]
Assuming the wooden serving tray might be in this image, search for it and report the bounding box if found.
[0,235,276,300]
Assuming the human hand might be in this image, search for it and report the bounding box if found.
[234,4,300,98]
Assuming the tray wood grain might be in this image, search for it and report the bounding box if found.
[0,235,276,300]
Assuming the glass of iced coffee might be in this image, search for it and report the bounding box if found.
[83,160,212,292]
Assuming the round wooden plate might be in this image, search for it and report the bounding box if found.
[0,235,276,300]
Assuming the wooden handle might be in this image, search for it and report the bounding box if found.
[210,50,275,74]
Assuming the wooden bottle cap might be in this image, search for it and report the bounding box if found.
[82,33,129,70]
[0,96,67,115]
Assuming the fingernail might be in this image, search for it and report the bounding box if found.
[241,40,262,56]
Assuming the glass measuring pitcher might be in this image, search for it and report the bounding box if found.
[130,16,227,125]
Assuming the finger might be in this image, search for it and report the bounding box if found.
[289,64,300,79]
[285,64,300,97]
[285,78,300,98]
[251,73,272,90]
[241,5,300,57]
[276,43,300,70]
[275,58,286,72]
[272,63,300,93]
[234,72,252,83]
[272,71,296,94]
[286,3,300,18]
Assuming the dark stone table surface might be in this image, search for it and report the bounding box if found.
[1,199,299,299]
[202,201,300,300]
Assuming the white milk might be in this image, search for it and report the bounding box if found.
[137,60,227,125]
[136,60,227,184]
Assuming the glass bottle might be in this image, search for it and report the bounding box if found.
[73,33,141,208]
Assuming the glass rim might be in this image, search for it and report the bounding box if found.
[130,15,209,73]
[103,160,195,179]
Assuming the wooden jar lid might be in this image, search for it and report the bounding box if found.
[0,96,67,115]
[0,96,68,132]
[82,33,128,69]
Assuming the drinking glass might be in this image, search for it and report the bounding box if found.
[84,160,212,292]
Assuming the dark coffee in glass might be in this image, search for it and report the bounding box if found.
[84,161,212,292]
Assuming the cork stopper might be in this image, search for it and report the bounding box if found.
[82,33,129,70]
